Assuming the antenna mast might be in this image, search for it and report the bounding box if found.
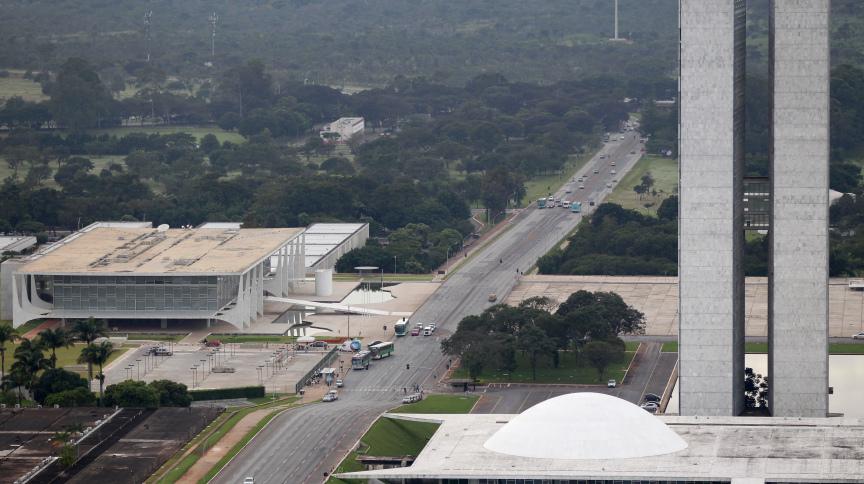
[144,10,153,62]
[209,12,219,61]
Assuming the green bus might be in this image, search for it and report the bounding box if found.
[537,198,546,209]
[570,201,582,213]
[352,350,372,370]
[394,319,408,337]
[370,342,394,360]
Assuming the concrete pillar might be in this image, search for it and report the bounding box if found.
[160,318,167,329]
[678,0,746,416]
[768,0,830,417]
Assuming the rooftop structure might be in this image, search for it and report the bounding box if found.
[0,236,37,254]
[9,225,305,329]
[339,393,864,483]
[17,227,302,275]
[302,223,369,271]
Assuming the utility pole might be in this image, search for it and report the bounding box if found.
[613,0,619,40]
[144,10,153,62]
[209,12,218,61]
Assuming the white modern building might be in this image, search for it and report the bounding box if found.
[339,393,864,483]
[8,224,305,330]
[303,223,369,272]
[319,117,365,143]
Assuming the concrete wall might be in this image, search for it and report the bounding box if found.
[0,259,24,321]
[769,0,830,417]
[678,0,746,416]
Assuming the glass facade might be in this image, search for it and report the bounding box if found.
[50,275,239,312]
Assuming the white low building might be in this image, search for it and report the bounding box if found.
[8,224,305,330]
[320,117,365,143]
[339,393,864,483]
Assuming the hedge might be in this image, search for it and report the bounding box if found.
[189,386,266,401]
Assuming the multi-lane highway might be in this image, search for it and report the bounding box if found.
[213,132,644,484]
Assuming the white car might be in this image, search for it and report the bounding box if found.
[429,323,437,333]
[423,326,432,336]
[244,477,255,484]
[607,379,617,388]
[593,169,600,174]
[606,183,612,188]
[565,188,572,193]
[322,390,339,402]
[611,161,616,166]
[579,185,585,190]
[852,331,864,340]
[335,379,344,388]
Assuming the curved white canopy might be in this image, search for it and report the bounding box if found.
[483,392,687,460]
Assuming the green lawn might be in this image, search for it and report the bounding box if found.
[451,345,637,384]
[522,153,593,208]
[86,126,245,144]
[0,73,48,103]
[390,394,478,414]
[0,342,127,375]
[605,155,677,214]
[0,319,45,336]
[661,341,864,354]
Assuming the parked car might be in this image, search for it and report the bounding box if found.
[410,327,421,336]
[402,393,423,404]
[311,341,328,348]
[643,393,661,403]
[322,390,339,402]
[852,331,864,340]
[335,379,344,388]
[640,402,659,413]
[244,477,255,484]
[607,379,617,388]
[488,293,497,302]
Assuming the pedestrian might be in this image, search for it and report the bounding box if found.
[403,387,407,394]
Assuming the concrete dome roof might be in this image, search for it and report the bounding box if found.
[483,392,687,460]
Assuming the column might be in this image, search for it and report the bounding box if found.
[678,0,746,416]
[769,0,830,417]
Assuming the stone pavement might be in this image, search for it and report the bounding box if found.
[508,275,864,338]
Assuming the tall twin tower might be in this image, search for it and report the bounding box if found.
[679,1,830,417]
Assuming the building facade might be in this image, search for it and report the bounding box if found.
[319,117,365,143]
[679,0,829,417]
[9,225,305,330]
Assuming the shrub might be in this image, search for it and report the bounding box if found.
[45,387,96,407]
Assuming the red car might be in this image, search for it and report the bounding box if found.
[410,328,421,336]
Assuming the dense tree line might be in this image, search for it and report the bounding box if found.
[1,60,639,273]
[441,292,645,381]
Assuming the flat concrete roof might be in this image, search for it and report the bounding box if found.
[0,236,36,253]
[18,227,303,275]
[340,413,864,482]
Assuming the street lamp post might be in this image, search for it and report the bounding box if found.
[190,367,197,388]
[136,359,142,381]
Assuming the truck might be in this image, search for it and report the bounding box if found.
[570,202,582,213]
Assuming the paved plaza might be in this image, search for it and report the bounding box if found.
[508,275,864,337]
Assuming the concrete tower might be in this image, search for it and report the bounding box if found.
[768,0,830,418]
[679,0,829,417]
[678,0,747,417]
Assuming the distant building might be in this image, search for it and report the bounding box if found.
[8,223,305,330]
[0,236,37,255]
[320,117,365,143]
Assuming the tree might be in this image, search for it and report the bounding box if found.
[3,366,29,405]
[47,58,113,131]
[33,368,88,404]
[45,387,96,408]
[0,325,18,382]
[517,325,555,381]
[200,133,221,154]
[50,429,78,467]
[38,327,73,368]
[149,380,192,407]
[78,341,113,403]
[71,318,107,384]
[743,367,769,411]
[103,380,160,408]
[10,339,50,397]
[582,340,623,381]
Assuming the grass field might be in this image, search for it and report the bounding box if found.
[328,395,479,484]
[522,153,593,208]
[390,394,479,414]
[605,155,678,215]
[661,341,864,354]
[0,342,127,375]
[0,72,48,103]
[451,342,638,384]
[87,126,245,144]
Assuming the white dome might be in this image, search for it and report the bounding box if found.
[483,392,687,460]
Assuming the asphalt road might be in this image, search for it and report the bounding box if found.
[213,133,645,484]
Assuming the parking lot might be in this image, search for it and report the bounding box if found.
[103,342,329,394]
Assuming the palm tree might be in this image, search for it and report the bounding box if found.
[79,341,113,404]
[0,325,18,382]
[3,366,29,406]
[10,339,50,401]
[71,318,107,383]
[38,327,72,368]
[71,318,107,345]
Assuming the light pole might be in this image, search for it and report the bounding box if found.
[191,367,197,388]
[136,359,142,381]
[394,255,397,274]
